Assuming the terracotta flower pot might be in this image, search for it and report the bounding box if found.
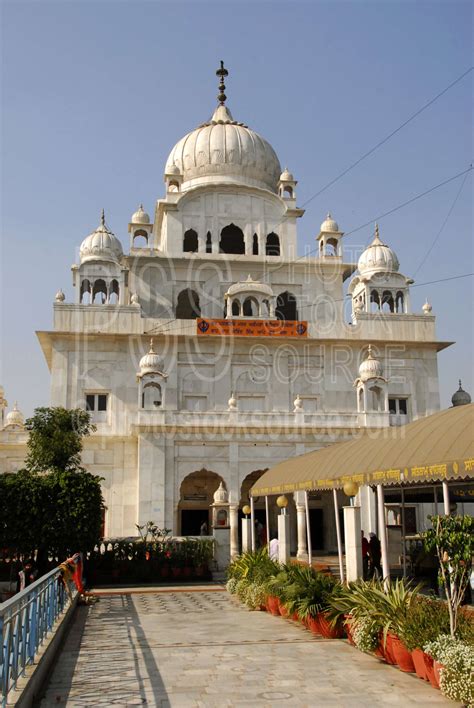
[390,635,415,672]
[411,648,428,681]
[266,595,280,616]
[279,603,290,618]
[423,653,439,689]
[291,611,299,621]
[318,612,344,639]
[308,616,321,635]
[383,633,398,665]
[344,615,355,645]
[433,661,444,687]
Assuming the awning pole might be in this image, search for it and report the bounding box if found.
[442,481,450,516]
[433,485,438,515]
[250,496,256,552]
[304,490,312,567]
[265,495,270,551]
[333,488,345,584]
[400,486,406,578]
[376,484,390,588]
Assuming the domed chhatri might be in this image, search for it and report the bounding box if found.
[138,339,163,377]
[165,64,281,193]
[357,223,400,275]
[280,167,294,182]
[80,210,123,264]
[213,481,229,504]
[55,289,65,302]
[320,212,340,233]
[5,402,24,429]
[451,380,471,407]
[226,274,274,299]
[358,345,385,382]
[130,204,150,225]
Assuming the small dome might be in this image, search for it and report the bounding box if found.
[80,211,123,264]
[131,204,150,224]
[422,300,433,314]
[228,392,237,411]
[293,394,303,412]
[55,289,65,302]
[130,292,140,305]
[280,167,294,182]
[226,274,274,299]
[358,345,384,382]
[213,481,228,504]
[166,163,181,176]
[451,380,471,407]
[320,213,339,233]
[358,224,399,275]
[5,402,24,428]
[139,340,163,376]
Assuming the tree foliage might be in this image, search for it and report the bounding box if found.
[1,407,103,562]
[25,407,96,473]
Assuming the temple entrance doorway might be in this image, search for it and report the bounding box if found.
[179,469,225,536]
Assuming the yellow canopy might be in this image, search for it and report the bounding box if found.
[251,404,474,496]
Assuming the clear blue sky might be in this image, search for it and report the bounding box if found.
[1,0,472,415]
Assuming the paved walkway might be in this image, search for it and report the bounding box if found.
[39,588,451,707]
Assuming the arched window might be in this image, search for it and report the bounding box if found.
[80,279,92,304]
[243,297,259,317]
[276,291,298,320]
[142,381,162,409]
[370,290,380,313]
[176,289,201,319]
[266,232,280,256]
[133,229,148,248]
[324,238,338,256]
[395,291,404,313]
[183,229,198,253]
[109,279,120,305]
[206,231,212,253]
[231,299,240,316]
[252,234,259,255]
[219,223,245,254]
[168,180,179,192]
[381,291,394,313]
[283,186,293,198]
[92,279,107,305]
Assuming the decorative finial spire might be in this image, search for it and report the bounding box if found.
[149,338,155,352]
[459,379,462,389]
[216,60,229,105]
[100,208,105,227]
[374,223,379,240]
[367,344,373,358]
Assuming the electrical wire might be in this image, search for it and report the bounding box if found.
[300,66,473,209]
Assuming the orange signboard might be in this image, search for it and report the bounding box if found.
[197,319,308,338]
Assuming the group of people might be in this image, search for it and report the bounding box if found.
[361,530,382,579]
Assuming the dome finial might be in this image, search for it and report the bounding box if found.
[100,208,105,227]
[149,338,155,353]
[216,60,229,105]
[374,222,380,242]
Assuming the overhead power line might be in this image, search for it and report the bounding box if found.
[301,66,473,209]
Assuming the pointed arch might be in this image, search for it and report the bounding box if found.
[183,229,198,253]
[266,232,280,256]
[252,233,259,255]
[275,291,298,320]
[219,223,245,254]
[176,288,201,319]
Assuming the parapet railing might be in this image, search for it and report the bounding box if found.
[0,567,77,707]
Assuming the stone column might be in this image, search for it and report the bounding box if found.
[229,504,239,559]
[294,492,308,561]
[242,518,252,553]
[278,513,290,564]
[343,505,363,582]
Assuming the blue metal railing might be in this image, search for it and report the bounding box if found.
[0,567,77,707]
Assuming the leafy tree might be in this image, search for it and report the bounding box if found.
[25,407,95,473]
[423,515,473,637]
[0,407,104,566]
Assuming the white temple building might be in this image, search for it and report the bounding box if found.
[0,64,459,557]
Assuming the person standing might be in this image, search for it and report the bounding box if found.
[369,532,383,579]
[361,531,369,579]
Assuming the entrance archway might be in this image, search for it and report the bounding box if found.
[179,469,225,535]
[240,470,268,545]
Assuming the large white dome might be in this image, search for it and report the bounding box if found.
[165,104,282,193]
[80,211,123,264]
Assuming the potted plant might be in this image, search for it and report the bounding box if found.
[422,514,473,638]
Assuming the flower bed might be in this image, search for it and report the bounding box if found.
[226,550,474,704]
